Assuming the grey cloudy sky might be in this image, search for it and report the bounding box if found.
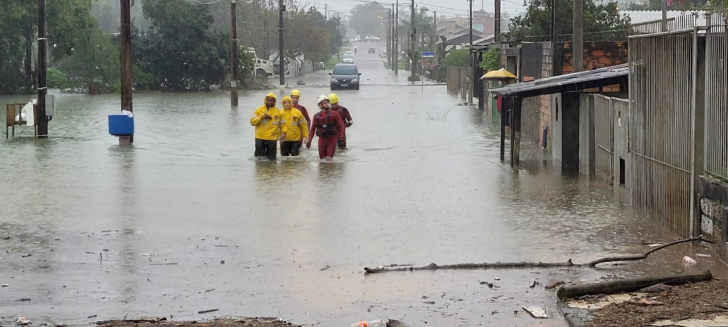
[316,0,528,18]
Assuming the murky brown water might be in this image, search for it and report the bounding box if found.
[1,45,720,326]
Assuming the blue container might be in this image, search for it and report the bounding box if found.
[108,114,134,136]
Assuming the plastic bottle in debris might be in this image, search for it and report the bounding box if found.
[350,319,387,327]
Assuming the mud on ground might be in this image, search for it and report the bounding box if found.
[97,318,300,327]
[587,279,728,327]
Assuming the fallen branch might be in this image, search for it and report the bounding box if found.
[363,237,712,274]
[364,260,577,274]
[556,269,713,299]
[585,237,713,267]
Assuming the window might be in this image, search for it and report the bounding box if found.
[333,66,358,75]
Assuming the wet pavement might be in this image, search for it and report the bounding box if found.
[1,42,724,326]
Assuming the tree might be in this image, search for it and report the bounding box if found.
[56,29,121,92]
[349,2,387,37]
[480,48,500,72]
[0,1,26,94]
[507,0,630,42]
[135,0,229,91]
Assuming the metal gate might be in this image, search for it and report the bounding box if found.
[594,94,614,184]
[705,11,728,181]
[629,29,699,237]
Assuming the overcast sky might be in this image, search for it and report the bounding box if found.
[316,0,528,19]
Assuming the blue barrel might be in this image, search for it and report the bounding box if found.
[108,114,134,136]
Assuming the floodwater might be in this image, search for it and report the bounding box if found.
[1,43,721,326]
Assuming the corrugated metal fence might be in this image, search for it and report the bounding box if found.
[629,30,697,237]
[705,10,728,181]
[594,94,614,184]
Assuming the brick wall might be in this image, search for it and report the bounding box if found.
[562,41,629,74]
[539,42,553,150]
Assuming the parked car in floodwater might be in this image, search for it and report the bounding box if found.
[342,54,355,64]
[330,64,361,90]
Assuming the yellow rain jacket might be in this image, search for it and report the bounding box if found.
[279,96,309,142]
[250,92,282,141]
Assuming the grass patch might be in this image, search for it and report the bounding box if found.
[325,56,341,70]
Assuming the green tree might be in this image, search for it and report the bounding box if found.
[480,48,500,72]
[441,49,470,68]
[349,2,387,37]
[135,0,229,91]
[0,1,26,94]
[57,29,121,93]
[507,0,630,42]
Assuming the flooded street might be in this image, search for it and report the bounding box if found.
[0,44,712,326]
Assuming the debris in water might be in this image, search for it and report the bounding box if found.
[479,281,494,288]
[639,283,672,293]
[421,295,430,299]
[423,301,435,305]
[522,306,548,318]
[696,253,712,258]
[1,284,9,288]
[142,253,157,256]
[626,298,664,306]
[648,243,662,247]
[198,308,219,314]
[220,260,225,264]
[88,315,98,318]
[494,277,501,281]
[16,298,31,302]
[530,280,540,288]
[545,281,565,289]
[17,317,29,325]
[491,310,499,315]
[21,254,32,258]
[682,256,697,266]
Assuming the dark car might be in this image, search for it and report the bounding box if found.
[330,64,361,90]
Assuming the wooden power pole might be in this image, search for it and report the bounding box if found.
[395,0,399,75]
[231,0,239,106]
[278,0,285,90]
[573,0,583,73]
[410,0,416,81]
[37,0,48,137]
[120,0,133,144]
[494,0,501,42]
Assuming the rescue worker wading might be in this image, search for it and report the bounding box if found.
[328,93,353,148]
[290,89,311,145]
[279,96,308,157]
[305,95,345,160]
[250,92,283,160]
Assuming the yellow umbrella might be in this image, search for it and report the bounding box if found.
[481,68,517,80]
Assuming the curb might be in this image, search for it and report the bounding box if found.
[557,302,593,327]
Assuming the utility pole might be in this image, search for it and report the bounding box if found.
[120,0,133,144]
[573,0,583,73]
[278,0,285,90]
[230,0,239,106]
[391,5,395,70]
[550,0,557,44]
[469,0,473,46]
[37,0,48,137]
[494,0,501,42]
[411,0,416,81]
[434,10,438,64]
[395,0,399,75]
[661,0,667,32]
[324,4,328,20]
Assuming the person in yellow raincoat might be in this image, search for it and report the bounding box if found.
[250,92,283,160]
[278,96,309,157]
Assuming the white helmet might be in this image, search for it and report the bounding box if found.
[317,95,329,105]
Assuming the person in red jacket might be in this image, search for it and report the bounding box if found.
[328,93,352,148]
[305,95,345,160]
[290,89,310,130]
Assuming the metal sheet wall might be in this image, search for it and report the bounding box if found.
[629,31,696,237]
[705,11,728,181]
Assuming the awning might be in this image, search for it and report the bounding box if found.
[489,63,629,98]
[481,68,517,80]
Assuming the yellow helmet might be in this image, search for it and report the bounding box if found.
[291,89,301,97]
[328,93,339,104]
